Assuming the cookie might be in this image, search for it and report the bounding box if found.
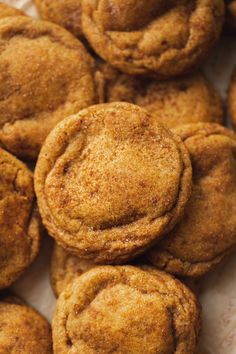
[0,296,52,353]
[53,266,200,354]
[35,0,83,38]
[97,64,224,129]
[228,67,236,128]
[0,16,95,160]
[35,102,192,263]
[0,147,41,289]
[51,243,94,297]
[148,123,236,277]
[82,0,224,76]
[0,3,25,19]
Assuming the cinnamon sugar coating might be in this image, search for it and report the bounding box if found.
[35,102,192,263]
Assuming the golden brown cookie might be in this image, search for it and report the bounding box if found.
[53,266,200,354]
[0,16,95,160]
[51,243,94,297]
[148,123,236,277]
[35,102,192,263]
[97,64,224,129]
[0,147,41,289]
[35,0,83,38]
[0,296,52,353]
[228,67,236,128]
[82,0,224,76]
[0,3,25,19]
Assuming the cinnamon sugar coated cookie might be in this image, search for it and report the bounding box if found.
[0,296,52,353]
[35,102,192,263]
[0,147,41,289]
[148,123,236,277]
[0,16,95,159]
[82,0,224,76]
[53,266,200,354]
[51,243,94,297]
[97,64,224,128]
[35,0,83,37]
[0,3,25,18]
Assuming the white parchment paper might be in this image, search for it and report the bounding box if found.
[3,1,236,353]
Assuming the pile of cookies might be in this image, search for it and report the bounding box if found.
[0,0,235,353]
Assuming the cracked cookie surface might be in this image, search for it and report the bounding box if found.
[52,266,200,354]
[148,123,236,277]
[0,147,41,289]
[97,64,224,129]
[0,16,95,159]
[35,102,192,263]
[35,0,83,38]
[82,0,224,76]
[0,295,52,353]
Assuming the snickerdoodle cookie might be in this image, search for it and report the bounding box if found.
[0,296,52,353]
[51,243,94,297]
[97,65,224,129]
[0,16,95,160]
[35,102,192,263]
[53,266,200,354]
[0,3,25,19]
[82,0,224,76]
[35,0,83,38]
[0,147,41,289]
[148,123,236,277]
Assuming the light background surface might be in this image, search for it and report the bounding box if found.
[3,1,236,353]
